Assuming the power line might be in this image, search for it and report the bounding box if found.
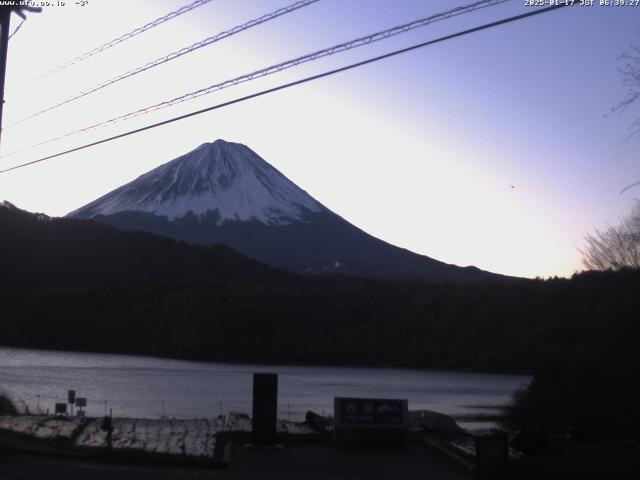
[7,0,321,129]
[23,0,214,86]
[0,2,575,175]
[83,0,508,130]
[2,0,506,158]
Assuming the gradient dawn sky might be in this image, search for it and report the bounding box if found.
[0,0,638,278]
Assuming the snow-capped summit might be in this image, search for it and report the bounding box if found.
[69,140,322,225]
[69,140,500,282]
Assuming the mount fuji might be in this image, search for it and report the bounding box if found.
[68,139,496,282]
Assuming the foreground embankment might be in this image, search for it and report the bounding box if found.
[0,413,321,463]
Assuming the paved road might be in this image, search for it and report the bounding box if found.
[0,445,469,480]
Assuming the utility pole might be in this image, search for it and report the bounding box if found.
[0,3,41,149]
[0,6,11,148]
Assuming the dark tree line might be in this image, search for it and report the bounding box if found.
[1,204,639,371]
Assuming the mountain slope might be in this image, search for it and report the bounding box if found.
[69,139,498,282]
[0,201,289,289]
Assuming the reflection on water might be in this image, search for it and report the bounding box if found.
[0,347,530,427]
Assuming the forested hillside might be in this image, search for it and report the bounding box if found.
[2,203,639,377]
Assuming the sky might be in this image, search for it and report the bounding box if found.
[0,0,638,278]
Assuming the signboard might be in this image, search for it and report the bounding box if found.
[67,390,76,404]
[75,397,87,408]
[333,397,408,449]
[335,397,407,426]
[55,403,67,415]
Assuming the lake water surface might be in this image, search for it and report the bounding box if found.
[0,347,530,429]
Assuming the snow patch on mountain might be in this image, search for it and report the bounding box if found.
[68,140,322,225]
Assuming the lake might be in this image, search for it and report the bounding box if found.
[0,347,530,429]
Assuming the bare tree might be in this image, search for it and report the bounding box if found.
[580,202,640,270]
[611,40,640,193]
[612,43,640,122]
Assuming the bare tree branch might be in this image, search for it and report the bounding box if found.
[610,38,640,190]
[621,179,640,194]
[580,201,640,270]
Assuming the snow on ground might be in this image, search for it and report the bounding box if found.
[220,412,251,432]
[277,419,318,435]
[219,412,317,435]
[0,415,84,439]
[448,435,522,460]
[75,417,221,457]
[1,413,318,457]
[449,438,476,457]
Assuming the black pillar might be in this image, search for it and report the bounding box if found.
[475,432,509,480]
[252,373,278,446]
